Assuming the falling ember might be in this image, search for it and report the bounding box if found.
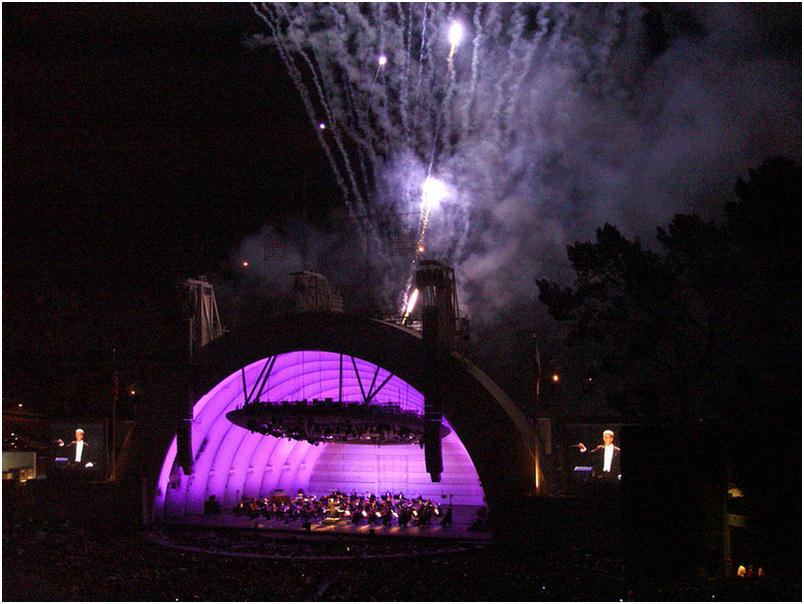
[378,55,387,66]
[242,261,249,267]
[418,245,425,253]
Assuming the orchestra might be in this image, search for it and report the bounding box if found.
[232,489,451,529]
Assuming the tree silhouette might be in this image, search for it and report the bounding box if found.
[537,156,801,527]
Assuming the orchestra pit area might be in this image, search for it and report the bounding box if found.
[162,488,490,555]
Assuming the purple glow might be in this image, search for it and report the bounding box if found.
[155,351,484,518]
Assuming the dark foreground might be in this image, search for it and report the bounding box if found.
[3,481,799,601]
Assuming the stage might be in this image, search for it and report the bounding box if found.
[150,506,489,559]
[159,504,489,541]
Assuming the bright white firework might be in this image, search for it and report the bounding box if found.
[401,288,419,325]
[378,55,387,67]
[421,177,449,211]
[405,288,419,314]
[448,21,464,49]
[253,3,630,312]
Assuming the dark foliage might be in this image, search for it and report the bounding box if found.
[536,157,801,527]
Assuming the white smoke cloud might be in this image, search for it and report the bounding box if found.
[247,3,800,328]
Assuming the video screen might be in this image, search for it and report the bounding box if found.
[565,423,622,487]
[49,421,108,478]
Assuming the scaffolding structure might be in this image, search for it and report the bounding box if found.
[291,271,344,313]
[183,276,226,361]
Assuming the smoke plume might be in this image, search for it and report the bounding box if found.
[243,3,800,328]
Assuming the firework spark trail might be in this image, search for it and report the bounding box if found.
[339,48,383,200]
[320,5,395,221]
[311,5,376,201]
[442,24,460,159]
[414,3,428,108]
[326,6,377,167]
[278,5,369,219]
[501,8,548,145]
[373,10,396,168]
[251,3,356,218]
[368,4,385,95]
[421,14,466,256]
[491,7,527,147]
[341,82,376,205]
[461,4,483,141]
[485,7,509,141]
[397,3,411,139]
[396,4,415,236]
[255,3,633,314]
[242,3,795,327]
[258,3,364,217]
[369,63,381,94]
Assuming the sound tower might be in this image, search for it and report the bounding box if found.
[178,277,226,476]
[415,261,460,482]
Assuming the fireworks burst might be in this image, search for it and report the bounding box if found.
[252,3,628,313]
[247,4,789,321]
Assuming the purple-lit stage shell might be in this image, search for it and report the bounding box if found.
[156,352,480,517]
[129,313,542,525]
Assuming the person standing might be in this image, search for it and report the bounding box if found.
[577,429,620,481]
[56,428,94,468]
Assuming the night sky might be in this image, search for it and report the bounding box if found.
[4,4,342,413]
[3,3,801,416]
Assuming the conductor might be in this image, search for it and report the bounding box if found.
[577,429,620,481]
[57,428,95,469]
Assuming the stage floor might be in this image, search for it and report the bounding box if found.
[160,504,491,542]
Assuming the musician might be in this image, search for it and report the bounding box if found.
[440,504,453,527]
[577,429,620,480]
[398,505,412,528]
[56,428,95,468]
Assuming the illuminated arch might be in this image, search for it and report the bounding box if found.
[130,312,541,524]
[155,351,485,518]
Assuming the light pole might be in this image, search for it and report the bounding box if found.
[111,347,118,481]
[532,333,542,422]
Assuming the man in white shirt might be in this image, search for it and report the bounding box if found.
[57,428,94,468]
[577,429,620,480]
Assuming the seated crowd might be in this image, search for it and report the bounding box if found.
[232,489,453,529]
